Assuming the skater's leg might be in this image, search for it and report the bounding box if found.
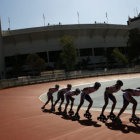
[84,95,93,119]
[59,95,64,108]
[70,97,74,110]
[54,92,61,107]
[117,103,128,117]
[45,99,50,106]
[85,94,93,112]
[50,96,54,109]
[87,100,93,112]
[64,96,69,112]
[53,97,60,107]
[75,93,85,114]
[101,92,108,115]
[130,97,137,116]
[109,95,117,114]
[76,100,84,114]
[42,97,51,109]
[117,94,129,118]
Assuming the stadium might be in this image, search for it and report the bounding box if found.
[0,15,140,79]
[0,15,140,140]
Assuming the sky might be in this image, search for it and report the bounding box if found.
[0,0,140,30]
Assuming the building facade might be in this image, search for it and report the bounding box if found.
[0,15,140,78]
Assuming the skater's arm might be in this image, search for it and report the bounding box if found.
[121,89,132,92]
[83,87,89,92]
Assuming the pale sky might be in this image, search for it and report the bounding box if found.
[0,0,140,30]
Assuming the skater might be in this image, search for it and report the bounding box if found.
[99,80,123,120]
[53,84,72,112]
[115,87,140,123]
[75,82,101,118]
[63,88,81,115]
[41,84,59,110]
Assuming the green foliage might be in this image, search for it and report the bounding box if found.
[59,36,77,71]
[26,53,46,73]
[112,48,128,65]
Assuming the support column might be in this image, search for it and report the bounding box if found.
[0,19,5,79]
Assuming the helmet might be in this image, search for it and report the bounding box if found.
[94,82,101,88]
[67,84,72,89]
[75,88,80,93]
[55,84,59,89]
[116,80,123,86]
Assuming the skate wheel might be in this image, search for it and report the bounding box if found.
[129,118,132,122]
[69,110,74,115]
[74,114,80,120]
[41,107,45,109]
[58,108,61,112]
[134,119,138,124]
[74,116,80,120]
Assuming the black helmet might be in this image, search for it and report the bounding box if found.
[75,88,80,93]
[116,80,123,86]
[94,82,101,88]
[55,84,59,89]
[67,84,72,89]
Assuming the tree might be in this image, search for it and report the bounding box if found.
[26,53,46,74]
[59,36,78,71]
[112,48,128,66]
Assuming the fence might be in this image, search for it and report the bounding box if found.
[0,67,140,89]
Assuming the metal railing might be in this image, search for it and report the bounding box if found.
[0,67,140,89]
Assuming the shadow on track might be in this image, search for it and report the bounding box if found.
[41,109,139,133]
[61,114,101,127]
[53,111,63,116]
[41,109,53,113]
[61,114,75,121]
[78,119,101,127]
[105,122,140,134]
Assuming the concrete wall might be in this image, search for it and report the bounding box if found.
[2,24,129,57]
[0,20,5,78]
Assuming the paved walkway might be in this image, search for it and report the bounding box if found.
[0,73,140,140]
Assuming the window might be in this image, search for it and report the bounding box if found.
[37,52,48,62]
[94,48,105,56]
[118,47,127,54]
[49,51,61,62]
[5,54,28,67]
[79,48,92,56]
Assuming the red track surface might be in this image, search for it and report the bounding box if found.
[0,73,140,140]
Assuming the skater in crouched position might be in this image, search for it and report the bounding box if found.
[63,88,81,116]
[53,84,72,112]
[115,88,140,123]
[98,80,123,121]
[41,84,59,110]
[75,82,101,120]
